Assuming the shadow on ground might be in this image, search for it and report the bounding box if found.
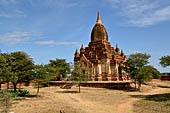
[130,93,170,102]
[123,87,138,92]
[157,85,170,88]
[24,94,37,98]
[56,90,79,93]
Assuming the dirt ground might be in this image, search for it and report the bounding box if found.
[8,80,170,113]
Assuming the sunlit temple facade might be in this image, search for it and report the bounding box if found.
[74,12,129,81]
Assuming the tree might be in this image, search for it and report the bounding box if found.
[47,59,71,79]
[136,66,154,90]
[1,53,13,90]
[160,55,170,68]
[71,61,90,93]
[123,53,151,90]
[0,90,12,113]
[33,65,55,96]
[8,52,34,92]
[0,55,6,90]
[143,65,160,79]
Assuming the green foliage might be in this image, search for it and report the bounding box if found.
[71,61,90,82]
[0,89,29,113]
[47,59,71,78]
[7,89,29,98]
[161,73,170,76]
[123,53,152,90]
[142,65,160,79]
[17,89,29,97]
[9,91,18,98]
[0,90,12,113]
[0,53,13,89]
[9,51,34,82]
[160,55,170,68]
[1,52,34,92]
[124,53,151,79]
[71,61,90,93]
[33,65,55,96]
[128,53,151,69]
[137,66,153,83]
[9,89,29,98]
[0,54,6,90]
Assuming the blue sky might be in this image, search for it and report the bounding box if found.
[0,0,170,72]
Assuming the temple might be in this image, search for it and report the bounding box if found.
[74,11,129,81]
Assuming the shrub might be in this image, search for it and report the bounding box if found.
[18,89,29,97]
[9,89,29,97]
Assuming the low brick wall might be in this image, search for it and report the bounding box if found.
[1,82,33,89]
[49,81,67,86]
[161,76,170,81]
[50,81,131,90]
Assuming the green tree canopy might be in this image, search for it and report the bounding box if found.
[0,54,6,90]
[33,65,55,96]
[136,66,154,89]
[123,53,151,90]
[8,51,34,92]
[124,53,151,79]
[160,55,170,68]
[47,59,70,78]
[71,61,90,93]
[142,65,160,79]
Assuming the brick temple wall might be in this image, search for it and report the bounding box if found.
[49,81,131,90]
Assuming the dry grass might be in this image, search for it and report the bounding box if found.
[134,94,170,113]
[0,80,170,113]
[10,86,130,113]
[133,81,170,113]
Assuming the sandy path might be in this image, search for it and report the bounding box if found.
[117,81,170,113]
[56,88,120,113]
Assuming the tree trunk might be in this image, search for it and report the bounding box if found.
[135,78,137,90]
[0,81,1,90]
[78,83,80,93]
[37,82,40,97]
[138,81,141,91]
[13,83,17,92]
[7,81,9,90]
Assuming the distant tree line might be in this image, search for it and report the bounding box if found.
[161,73,170,76]
[0,50,170,92]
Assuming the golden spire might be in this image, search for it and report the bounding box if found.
[81,44,84,49]
[121,50,124,54]
[115,43,120,52]
[121,50,124,55]
[96,11,102,24]
[75,48,79,57]
[116,43,118,49]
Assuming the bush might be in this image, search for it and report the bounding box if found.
[9,89,29,97]
[10,91,18,98]
[18,89,29,97]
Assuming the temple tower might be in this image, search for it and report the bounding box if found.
[74,11,129,81]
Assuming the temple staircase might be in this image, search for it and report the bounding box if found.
[60,82,75,89]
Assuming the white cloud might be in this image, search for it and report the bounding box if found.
[0,0,17,5]
[35,41,81,46]
[0,31,40,45]
[0,0,26,18]
[0,0,90,18]
[28,0,89,8]
[0,11,26,18]
[107,0,170,26]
